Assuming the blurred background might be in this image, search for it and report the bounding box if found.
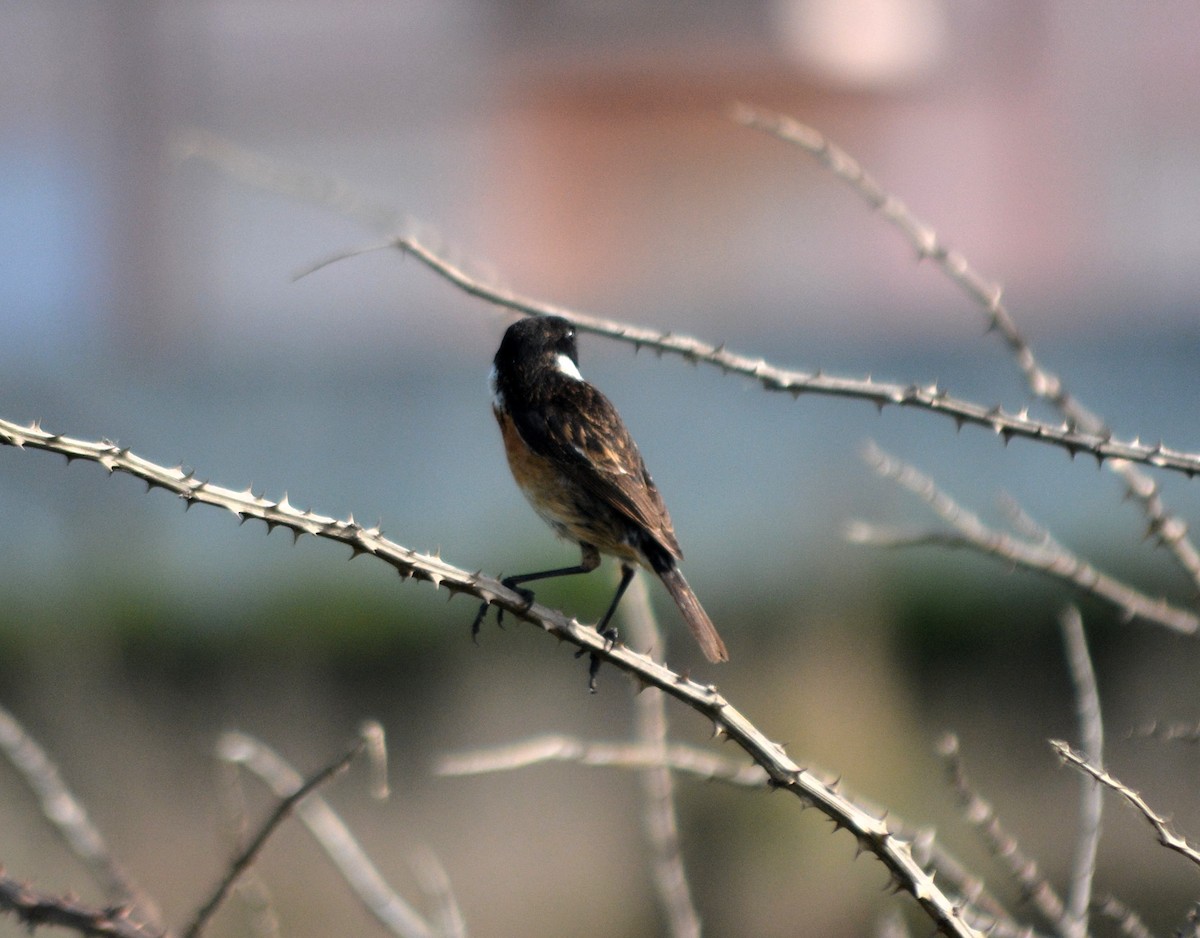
[4,2,1200,935]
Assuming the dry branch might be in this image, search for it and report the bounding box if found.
[938,734,1065,927]
[1053,741,1200,871]
[1093,894,1156,938]
[408,847,465,938]
[733,103,1200,594]
[850,443,1199,633]
[621,576,702,938]
[304,234,1200,482]
[437,734,766,786]
[180,129,1200,482]
[1059,607,1103,938]
[0,871,164,938]
[219,731,446,938]
[440,734,1035,936]
[0,416,983,937]
[185,738,364,938]
[0,704,161,930]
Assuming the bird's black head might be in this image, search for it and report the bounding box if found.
[498,316,578,366]
[492,316,582,399]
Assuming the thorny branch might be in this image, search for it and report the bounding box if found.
[938,733,1066,928]
[0,416,984,937]
[1093,893,1155,938]
[733,103,1200,595]
[439,734,1035,937]
[849,442,1199,634]
[0,872,163,938]
[15,114,1186,934]
[181,128,1200,482]
[305,234,1200,482]
[1053,741,1200,871]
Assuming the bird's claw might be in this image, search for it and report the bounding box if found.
[471,580,535,640]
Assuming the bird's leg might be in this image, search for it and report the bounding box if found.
[595,564,636,647]
[471,544,601,638]
[577,563,636,694]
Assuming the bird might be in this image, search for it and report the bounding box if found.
[474,315,729,664]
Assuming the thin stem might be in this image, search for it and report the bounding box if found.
[622,575,703,938]
[184,739,364,938]
[1059,607,1103,938]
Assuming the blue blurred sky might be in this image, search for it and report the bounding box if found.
[3,1,1200,607]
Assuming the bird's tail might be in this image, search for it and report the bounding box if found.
[657,566,729,663]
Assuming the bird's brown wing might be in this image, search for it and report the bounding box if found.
[513,380,683,560]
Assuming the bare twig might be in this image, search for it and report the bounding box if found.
[172,127,404,233]
[439,734,1034,936]
[437,735,766,787]
[1092,894,1156,938]
[0,704,162,931]
[0,419,982,935]
[409,847,466,938]
[850,442,1199,634]
[1180,904,1200,938]
[182,127,1200,482]
[621,576,702,938]
[1130,719,1200,744]
[734,103,1200,594]
[0,871,165,938]
[996,493,1061,549]
[304,234,1200,482]
[903,829,1026,938]
[361,719,391,801]
[185,738,364,938]
[938,734,1065,926]
[876,909,912,938]
[218,732,439,938]
[213,744,286,938]
[1059,607,1103,938]
[1053,741,1200,871]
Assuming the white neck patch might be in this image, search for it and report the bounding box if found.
[555,353,584,381]
[488,363,504,408]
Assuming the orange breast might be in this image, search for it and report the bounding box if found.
[495,406,642,564]
[497,407,564,514]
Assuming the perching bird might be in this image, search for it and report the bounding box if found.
[474,315,728,664]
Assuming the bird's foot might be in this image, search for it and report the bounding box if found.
[573,624,618,692]
[470,579,535,641]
